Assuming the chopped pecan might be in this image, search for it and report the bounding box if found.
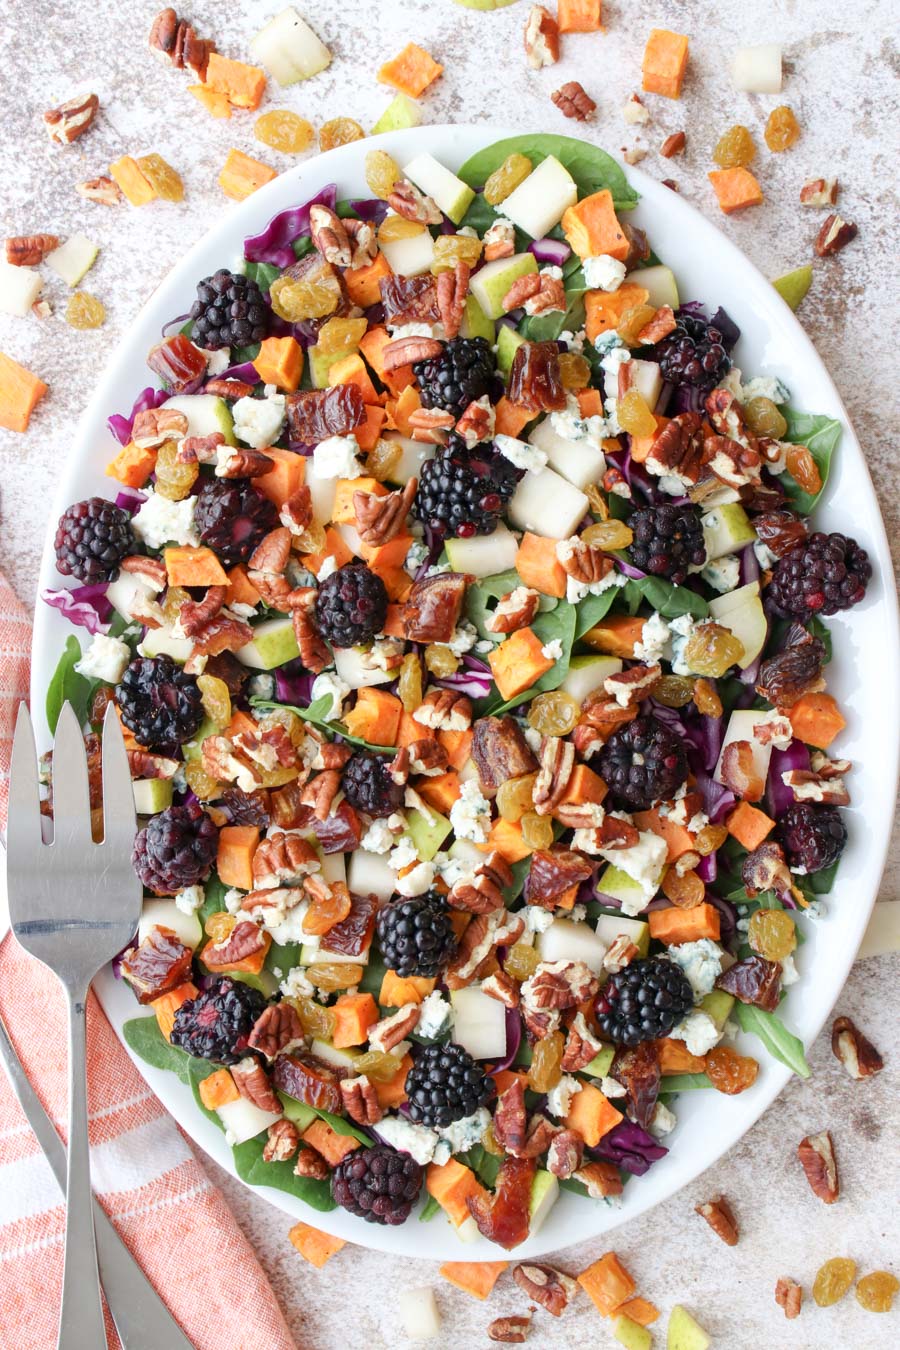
[241,886,305,921]
[436,261,471,340]
[577,1160,624,1198]
[189,612,254,657]
[309,204,353,267]
[44,92,99,144]
[523,846,592,909]
[561,1012,604,1072]
[546,1129,584,1179]
[695,1195,739,1246]
[407,407,456,444]
[532,737,576,816]
[579,693,638,743]
[177,431,225,464]
[248,1002,305,1060]
[486,586,540,635]
[252,833,319,889]
[290,595,330,675]
[661,130,687,157]
[523,270,567,316]
[340,1075,384,1126]
[383,336,444,371]
[294,1145,330,1180]
[524,4,560,67]
[782,752,851,806]
[446,909,524,990]
[204,920,268,970]
[231,1057,281,1115]
[482,969,520,1008]
[449,850,512,915]
[517,1114,558,1160]
[483,218,516,262]
[572,815,639,854]
[704,435,762,490]
[204,378,255,400]
[557,536,614,587]
[797,1130,839,1203]
[5,234,60,266]
[488,1315,531,1344]
[604,663,662,709]
[180,585,227,637]
[407,739,448,777]
[623,92,650,125]
[262,1119,300,1163]
[76,176,123,206]
[455,395,495,447]
[513,1263,577,1317]
[831,1016,883,1081]
[369,1003,420,1054]
[815,213,857,257]
[215,446,276,480]
[471,716,537,792]
[413,687,472,732]
[300,769,341,821]
[551,80,596,121]
[525,960,598,1010]
[715,952,783,1012]
[800,177,839,207]
[277,486,314,537]
[149,8,215,77]
[387,179,442,225]
[603,463,631,498]
[602,934,640,974]
[343,217,378,270]
[775,1277,803,1319]
[637,305,678,346]
[354,478,417,545]
[127,749,179,780]
[503,272,541,311]
[132,406,189,449]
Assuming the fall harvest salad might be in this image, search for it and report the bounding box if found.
[43,132,871,1248]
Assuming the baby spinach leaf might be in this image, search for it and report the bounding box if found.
[232,1136,336,1211]
[419,1195,441,1222]
[520,289,586,344]
[123,1016,192,1085]
[574,585,621,640]
[230,341,261,364]
[465,568,523,641]
[188,1057,226,1129]
[622,576,710,620]
[733,1003,811,1079]
[656,1073,713,1091]
[252,696,394,754]
[314,1108,373,1147]
[198,873,229,926]
[458,135,639,213]
[244,261,282,293]
[46,634,93,736]
[779,409,841,514]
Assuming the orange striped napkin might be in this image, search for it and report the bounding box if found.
[0,572,297,1350]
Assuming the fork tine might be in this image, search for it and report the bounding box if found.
[7,704,44,881]
[100,702,137,857]
[50,702,93,847]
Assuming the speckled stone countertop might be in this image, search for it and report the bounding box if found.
[1,1,897,1345]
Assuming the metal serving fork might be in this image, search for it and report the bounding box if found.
[8,700,142,1350]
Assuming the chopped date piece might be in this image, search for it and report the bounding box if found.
[507,341,567,413]
[269,780,315,832]
[311,799,362,854]
[754,509,808,559]
[271,1052,342,1114]
[286,384,365,443]
[756,625,826,708]
[146,334,208,393]
[715,953,782,1011]
[120,929,193,1004]
[523,847,593,909]
[611,1041,661,1130]
[467,1155,536,1250]
[318,889,378,957]
[379,274,439,325]
[403,571,470,644]
[471,716,538,793]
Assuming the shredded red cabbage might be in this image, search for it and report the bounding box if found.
[438,670,493,698]
[592,1119,667,1176]
[528,237,571,266]
[161,312,190,338]
[217,360,259,384]
[243,184,338,269]
[347,197,390,225]
[114,489,147,514]
[108,386,170,446]
[767,740,810,817]
[274,663,316,706]
[41,585,112,635]
[489,1006,523,1076]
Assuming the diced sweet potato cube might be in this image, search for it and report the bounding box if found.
[648,903,721,945]
[788,692,846,749]
[254,336,303,392]
[439,1260,508,1300]
[216,824,260,890]
[301,1119,360,1166]
[478,818,532,864]
[379,971,436,1006]
[562,189,629,260]
[164,545,229,587]
[577,1251,636,1316]
[585,284,650,342]
[109,156,156,207]
[488,627,553,702]
[378,43,443,98]
[581,613,646,658]
[206,53,267,110]
[345,252,393,309]
[708,167,764,214]
[565,1082,622,1147]
[558,0,603,32]
[516,531,567,598]
[288,1222,346,1268]
[198,1067,239,1111]
[218,149,277,201]
[252,446,306,507]
[725,801,776,851]
[642,28,690,99]
[0,351,49,432]
[342,687,402,747]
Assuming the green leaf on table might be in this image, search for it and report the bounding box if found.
[779,409,842,514]
[458,134,639,212]
[733,1003,811,1078]
[622,576,710,621]
[232,1136,336,1211]
[46,634,94,735]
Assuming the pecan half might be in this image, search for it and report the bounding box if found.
[695,1195,739,1246]
[488,1315,531,1344]
[638,305,678,345]
[5,234,60,266]
[446,909,524,990]
[263,1119,300,1163]
[44,93,99,144]
[561,1011,604,1071]
[309,204,353,267]
[301,769,341,821]
[407,406,456,444]
[449,849,513,915]
[76,176,123,206]
[148,7,215,78]
[455,395,495,448]
[248,1002,305,1060]
[231,1057,281,1115]
[132,406,189,449]
[294,1146,330,1180]
[292,593,331,674]
[368,1003,420,1054]
[815,213,857,257]
[705,435,762,490]
[513,1263,577,1316]
[412,687,472,732]
[387,179,442,226]
[524,4,560,68]
[602,933,640,974]
[551,80,596,121]
[471,716,537,792]
[407,739,448,777]
[532,737,576,816]
[354,478,417,545]
[180,585,227,637]
[525,960,598,1010]
[604,663,662,709]
[383,336,443,372]
[436,261,471,340]
[782,753,851,806]
[557,536,614,587]
[503,273,541,311]
[486,586,540,635]
[204,920,268,970]
[127,749,179,780]
[482,969,520,1009]
[177,431,225,464]
[340,1075,384,1126]
[216,446,276,480]
[797,1130,839,1203]
[344,217,378,270]
[546,1129,584,1179]
[205,378,255,400]
[189,612,254,657]
[523,846,592,909]
[576,1160,623,1199]
[831,1015,883,1080]
[775,1277,803,1319]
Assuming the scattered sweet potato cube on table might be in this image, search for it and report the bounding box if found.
[642,28,690,99]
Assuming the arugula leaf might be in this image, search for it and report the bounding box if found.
[232,1136,335,1210]
[458,135,639,213]
[520,288,586,344]
[574,585,620,640]
[622,576,710,621]
[252,696,394,754]
[123,1016,193,1085]
[779,409,841,514]
[465,568,523,640]
[46,634,93,736]
[733,1003,811,1078]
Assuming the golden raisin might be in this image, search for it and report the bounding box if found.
[558,352,592,390]
[582,520,634,551]
[184,760,221,800]
[269,272,342,321]
[855,1271,899,1313]
[694,823,728,856]
[528,1029,564,1092]
[528,691,580,736]
[425,644,460,678]
[616,305,657,349]
[652,675,695,708]
[307,962,365,992]
[684,623,745,677]
[481,1121,505,1156]
[706,1045,759,1094]
[137,153,184,201]
[662,867,705,908]
[504,941,540,980]
[367,438,402,483]
[319,117,365,152]
[353,1049,404,1081]
[255,110,315,154]
[616,388,658,437]
[813,1258,856,1308]
[693,678,723,717]
[432,234,483,274]
[521,812,554,849]
[785,445,822,496]
[155,441,199,501]
[378,214,426,243]
[316,316,368,358]
[585,483,610,519]
[398,652,424,713]
[484,153,532,206]
[748,908,796,960]
[744,396,787,439]
[496,774,538,823]
[713,125,756,168]
[65,292,105,329]
[365,148,402,198]
[162,585,189,626]
[765,106,800,153]
[197,674,232,729]
[205,912,236,943]
[289,995,336,1040]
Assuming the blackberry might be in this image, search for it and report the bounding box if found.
[116,654,204,752]
[331,1145,423,1226]
[376,892,458,979]
[405,1042,492,1128]
[595,956,694,1046]
[413,336,496,419]
[189,268,269,350]
[767,532,871,620]
[314,563,388,649]
[132,799,219,894]
[54,497,135,584]
[170,976,267,1065]
[651,312,730,391]
[194,477,279,567]
[628,503,707,585]
[342,751,404,818]
[778,802,847,874]
[414,434,520,539]
[596,714,689,811]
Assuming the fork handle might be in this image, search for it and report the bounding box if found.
[58,988,107,1350]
